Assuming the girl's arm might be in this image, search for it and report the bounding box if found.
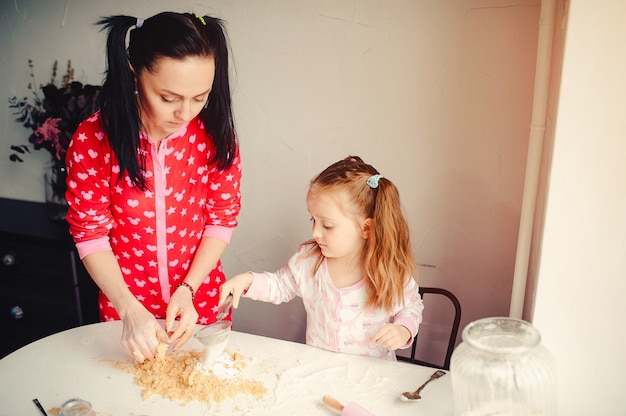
[392,277,424,342]
[219,266,300,307]
[219,248,309,308]
[371,276,424,350]
[218,271,254,308]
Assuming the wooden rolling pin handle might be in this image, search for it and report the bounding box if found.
[322,395,345,411]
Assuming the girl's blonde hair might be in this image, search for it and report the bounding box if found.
[306,156,416,311]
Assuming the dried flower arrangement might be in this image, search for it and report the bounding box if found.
[8,59,101,204]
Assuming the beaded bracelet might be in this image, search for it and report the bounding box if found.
[177,282,195,301]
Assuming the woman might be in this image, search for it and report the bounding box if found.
[65,12,241,361]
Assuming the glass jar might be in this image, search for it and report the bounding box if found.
[59,398,92,416]
[195,320,232,370]
[450,317,557,416]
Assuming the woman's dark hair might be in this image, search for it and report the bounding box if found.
[97,12,237,189]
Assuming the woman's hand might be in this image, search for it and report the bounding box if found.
[119,302,170,362]
[218,272,254,309]
[165,285,200,351]
[370,323,412,351]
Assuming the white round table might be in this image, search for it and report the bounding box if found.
[0,321,454,415]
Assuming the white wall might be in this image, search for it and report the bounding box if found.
[0,0,540,365]
[532,0,626,414]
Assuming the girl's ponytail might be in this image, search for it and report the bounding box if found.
[365,176,415,311]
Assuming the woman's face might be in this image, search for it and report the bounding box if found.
[136,55,215,141]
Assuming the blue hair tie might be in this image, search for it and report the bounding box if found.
[136,18,144,28]
[366,174,383,189]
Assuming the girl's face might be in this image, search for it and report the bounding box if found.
[136,55,215,141]
[306,187,369,263]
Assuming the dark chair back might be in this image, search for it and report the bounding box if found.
[397,287,461,370]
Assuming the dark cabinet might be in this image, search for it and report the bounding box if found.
[0,198,99,358]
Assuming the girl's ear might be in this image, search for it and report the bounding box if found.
[361,218,372,239]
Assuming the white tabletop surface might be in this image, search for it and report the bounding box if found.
[0,321,453,415]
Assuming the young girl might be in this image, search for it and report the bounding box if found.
[65,12,241,361]
[219,156,423,360]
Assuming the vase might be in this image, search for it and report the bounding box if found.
[44,162,69,222]
[450,317,557,416]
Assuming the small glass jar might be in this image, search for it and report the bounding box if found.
[59,398,92,416]
[450,317,557,416]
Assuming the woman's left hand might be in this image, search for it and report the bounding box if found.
[165,286,199,350]
[370,324,412,350]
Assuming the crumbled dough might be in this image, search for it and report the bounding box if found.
[111,349,267,404]
[156,342,168,359]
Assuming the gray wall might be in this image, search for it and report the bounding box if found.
[0,0,540,364]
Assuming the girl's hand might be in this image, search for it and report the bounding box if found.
[119,302,170,362]
[370,323,412,351]
[218,272,254,309]
[165,285,200,351]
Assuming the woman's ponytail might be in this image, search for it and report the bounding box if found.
[97,15,145,189]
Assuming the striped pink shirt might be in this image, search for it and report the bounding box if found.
[245,244,424,360]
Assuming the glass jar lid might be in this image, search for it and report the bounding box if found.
[462,317,541,355]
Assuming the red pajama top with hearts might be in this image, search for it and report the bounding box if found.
[65,111,241,325]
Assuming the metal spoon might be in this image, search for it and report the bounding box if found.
[400,370,446,401]
[215,294,233,321]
